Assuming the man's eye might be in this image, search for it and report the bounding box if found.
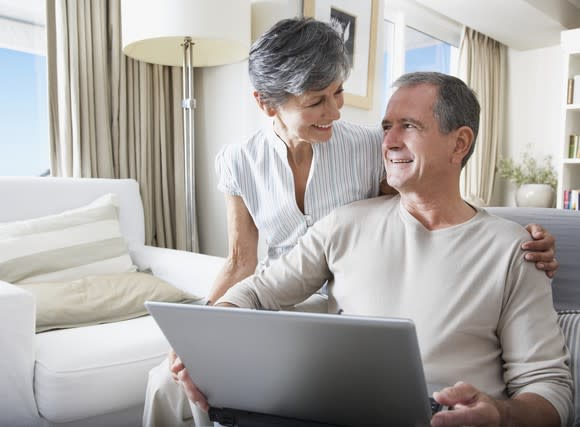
[308,99,323,107]
[403,123,416,129]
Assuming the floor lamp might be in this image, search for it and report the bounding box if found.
[121,0,250,251]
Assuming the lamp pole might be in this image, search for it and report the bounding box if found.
[120,0,251,253]
[181,37,197,252]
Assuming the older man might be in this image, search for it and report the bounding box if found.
[179,72,573,427]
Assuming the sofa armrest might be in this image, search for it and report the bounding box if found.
[131,246,225,299]
[558,311,580,426]
[0,281,40,426]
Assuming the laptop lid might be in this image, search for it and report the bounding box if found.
[145,302,433,427]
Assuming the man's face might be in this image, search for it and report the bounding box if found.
[381,84,461,193]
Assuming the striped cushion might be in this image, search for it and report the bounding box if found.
[558,310,580,426]
[0,193,136,284]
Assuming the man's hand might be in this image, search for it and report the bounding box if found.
[430,382,561,427]
[167,350,181,382]
[522,224,558,278]
[176,365,210,412]
[168,349,210,412]
[431,382,503,427]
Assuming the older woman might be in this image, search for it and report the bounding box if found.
[144,17,557,427]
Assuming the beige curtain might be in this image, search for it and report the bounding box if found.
[458,27,507,206]
[46,0,194,251]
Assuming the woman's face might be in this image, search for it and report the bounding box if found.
[273,80,344,145]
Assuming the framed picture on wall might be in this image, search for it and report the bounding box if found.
[304,0,379,109]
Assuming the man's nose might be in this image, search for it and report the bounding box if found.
[382,128,400,150]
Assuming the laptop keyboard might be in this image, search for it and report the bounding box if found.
[430,397,446,415]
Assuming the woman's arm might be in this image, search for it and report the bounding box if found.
[206,195,259,304]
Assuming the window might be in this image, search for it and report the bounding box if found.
[0,0,49,176]
[405,26,456,75]
[383,0,461,108]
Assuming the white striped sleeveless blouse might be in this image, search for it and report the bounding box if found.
[215,120,384,261]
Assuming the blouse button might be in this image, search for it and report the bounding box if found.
[304,215,313,227]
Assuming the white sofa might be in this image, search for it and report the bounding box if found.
[0,177,225,427]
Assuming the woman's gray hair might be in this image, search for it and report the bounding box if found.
[393,72,480,167]
[249,18,351,108]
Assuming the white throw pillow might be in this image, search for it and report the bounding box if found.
[0,193,137,284]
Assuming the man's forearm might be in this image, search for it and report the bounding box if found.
[432,384,565,427]
[496,393,561,427]
[215,302,239,308]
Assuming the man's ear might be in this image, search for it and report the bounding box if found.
[451,126,474,165]
[253,91,276,117]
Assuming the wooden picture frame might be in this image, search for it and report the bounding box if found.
[304,0,379,109]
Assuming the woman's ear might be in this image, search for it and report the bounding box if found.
[452,126,474,165]
[253,91,276,117]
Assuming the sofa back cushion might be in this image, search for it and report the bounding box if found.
[487,207,580,312]
[0,177,145,249]
[0,193,136,284]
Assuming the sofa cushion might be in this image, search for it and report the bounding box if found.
[0,193,137,284]
[557,310,580,426]
[20,272,201,332]
[34,315,171,423]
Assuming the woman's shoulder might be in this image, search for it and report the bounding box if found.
[334,120,382,136]
[216,129,270,163]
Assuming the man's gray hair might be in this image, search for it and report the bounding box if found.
[393,72,481,167]
[249,18,351,108]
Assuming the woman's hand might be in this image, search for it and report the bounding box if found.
[522,224,558,278]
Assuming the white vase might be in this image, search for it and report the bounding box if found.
[515,184,555,208]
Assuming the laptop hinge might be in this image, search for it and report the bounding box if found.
[209,407,236,426]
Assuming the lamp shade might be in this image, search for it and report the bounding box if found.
[121,0,251,67]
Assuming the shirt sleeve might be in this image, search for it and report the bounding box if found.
[499,254,574,427]
[371,126,386,183]
[216,213,335,310]
[215,145,242,196]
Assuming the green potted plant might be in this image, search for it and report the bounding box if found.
[496,152,557,207]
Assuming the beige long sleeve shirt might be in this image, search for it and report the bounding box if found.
[217,195,573,426]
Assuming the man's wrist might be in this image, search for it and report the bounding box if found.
[494,398,512,427]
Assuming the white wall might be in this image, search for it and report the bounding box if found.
[492,45,563,206]
[195,0,387,257]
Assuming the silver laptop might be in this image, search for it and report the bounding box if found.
[145,301,440,427]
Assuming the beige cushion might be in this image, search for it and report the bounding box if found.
[0,193,136,284]
[19,272,201,332]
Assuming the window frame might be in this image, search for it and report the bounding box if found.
[383,0,462,98]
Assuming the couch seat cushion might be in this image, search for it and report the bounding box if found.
[34,315,169,423]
